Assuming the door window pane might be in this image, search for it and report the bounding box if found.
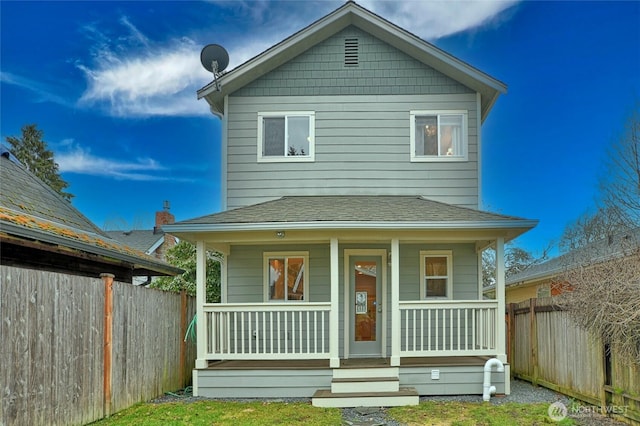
[354,261,376,342]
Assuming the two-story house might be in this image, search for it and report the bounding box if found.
[165,2,537,407]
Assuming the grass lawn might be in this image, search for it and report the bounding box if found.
[91,400,576,425]
[90,400,342,426]
[388,401,576,425]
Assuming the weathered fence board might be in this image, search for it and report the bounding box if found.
[509,298,639,423]
[1,265,196,426]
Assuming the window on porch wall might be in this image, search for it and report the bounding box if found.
[420,250,453,299]
[267,255,305,301]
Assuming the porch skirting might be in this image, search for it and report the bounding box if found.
[193,357,508,399]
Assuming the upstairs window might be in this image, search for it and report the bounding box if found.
[258,112,315,162]
[410,111,467,161]
[420,250,453,299]
[264,252,308,302]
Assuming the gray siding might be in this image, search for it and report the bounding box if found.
[234,27,472,97]
[195,368,332,398]
[226,242,478,357]
[193,365,505,398]
[399,366,506,395]
[224,27,480,210]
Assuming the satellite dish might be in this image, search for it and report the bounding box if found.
[200,44,229,91]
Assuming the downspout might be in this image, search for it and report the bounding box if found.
[483,358,504,401]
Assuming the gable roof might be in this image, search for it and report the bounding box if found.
[198,1,507,121]
[106,230,165,254]
[165,195,536,240]
[0,148,182,278]
[505,227,640,286]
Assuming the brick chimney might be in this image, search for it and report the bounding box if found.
[154,201,176,259]
[154,200,175,232]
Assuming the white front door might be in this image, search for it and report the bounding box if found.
[349,255,383,358]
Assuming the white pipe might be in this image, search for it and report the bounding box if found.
[483,358,505,401]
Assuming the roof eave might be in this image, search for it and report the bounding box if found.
[164,219,538,234]
[1,222,182,276]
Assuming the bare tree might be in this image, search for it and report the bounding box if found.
[559,206,621,252]
[557,110,640,367]
[600,108,640,229]
[482,244,550,287]
[557,232,640,366]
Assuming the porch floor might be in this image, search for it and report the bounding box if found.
[204,356,492,370]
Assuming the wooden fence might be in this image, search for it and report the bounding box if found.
[508,297,640,424]
[1,265,197,426]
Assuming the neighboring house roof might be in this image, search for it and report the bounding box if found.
[165,196,537,240]
[495,227,640,289]
[0,148,182,278]
[106,230,165,255]
[198,1,506,121]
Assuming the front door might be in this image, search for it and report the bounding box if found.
[349,256,382,357]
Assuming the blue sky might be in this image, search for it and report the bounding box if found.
[1,1,639,256]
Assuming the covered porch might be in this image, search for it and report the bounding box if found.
[163,196,536,402]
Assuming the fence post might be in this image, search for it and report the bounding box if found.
[179,290,187,387]
[529,298,539,386]
[507,303,516,366]
[100,273,115,417]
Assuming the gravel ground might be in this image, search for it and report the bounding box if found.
[152,380,627,425]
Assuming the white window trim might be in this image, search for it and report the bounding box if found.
[263,251,309,302]
[257,112,315,163]
[409,110,468,162]
[420,250,453,299]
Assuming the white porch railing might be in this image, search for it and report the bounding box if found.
[203,302,331,360]
[399,300,498,357]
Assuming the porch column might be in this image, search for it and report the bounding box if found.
[390,238,400,366]
[220,252,228,303]
[195,240,208,369]
[329,238,340,368]
[495,237,507,363]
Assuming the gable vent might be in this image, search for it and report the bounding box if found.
[344,38,359,67]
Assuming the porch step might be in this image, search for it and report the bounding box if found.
[312,387,419,408]
[333,366,399,379]
[331,376,399,393]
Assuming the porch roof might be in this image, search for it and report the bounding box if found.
[165,196,537,237]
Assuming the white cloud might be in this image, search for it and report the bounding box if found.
[360,0,519,40]
[77,15,213,118]
[78,37,211,117]
[77,1,518,118]
[56,144,170,181]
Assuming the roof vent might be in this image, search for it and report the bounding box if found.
[344,38,359,67]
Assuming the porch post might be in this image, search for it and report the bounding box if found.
[390,238,400,366]
[220,252,228,303]
[495,237,507,363]
[329,238,340,368]
[195,240,208,369]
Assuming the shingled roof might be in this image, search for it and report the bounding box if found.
[505,227,640,286]
[169,195,536,231]
[0,148,182,280]
[106,230,164,254]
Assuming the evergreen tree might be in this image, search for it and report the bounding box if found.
[5,124,73,201]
